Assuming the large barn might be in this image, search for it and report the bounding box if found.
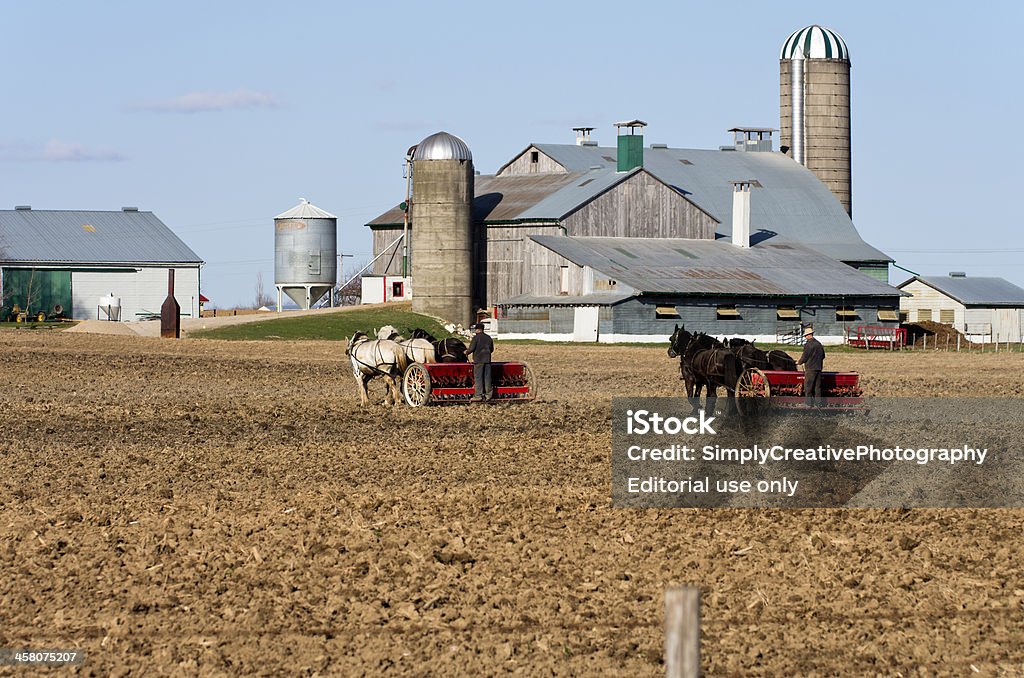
[364,25,905,343]
[0,207,203,322]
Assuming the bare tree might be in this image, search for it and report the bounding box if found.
[254,272,275,309]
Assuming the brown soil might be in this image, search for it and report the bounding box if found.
[1,333,1022,676]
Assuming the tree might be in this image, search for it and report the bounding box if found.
[254,272,275,309]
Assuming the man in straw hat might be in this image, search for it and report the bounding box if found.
[797,325,825,404]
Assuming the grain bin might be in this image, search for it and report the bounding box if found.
[410,131,475,326]
[274,199,338,310]
[780,25,852,217]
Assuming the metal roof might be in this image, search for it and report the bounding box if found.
[275,199,337,220]
[499,292,633,307]
[531,144,890,263]
[0,209,203,265]
[413,131,472,162]
[900,275,1024,307]
[530,235,903,298]
[781,25,849,61]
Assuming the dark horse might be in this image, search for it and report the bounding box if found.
[669,325,741,413]
[411,328,468,363]
[683,332,741,413]
[726,338,798,371]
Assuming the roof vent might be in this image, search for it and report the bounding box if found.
[15,205,31,210]
[573,126,595,145]
[729,127,775,152]
[949,271,967,277]
[122,206,139,212]
[580,140,598,146]
[588,165,603,170]
[650,143,668,149]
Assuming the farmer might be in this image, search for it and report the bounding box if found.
[797,325,825,404]
[467,322,495,402]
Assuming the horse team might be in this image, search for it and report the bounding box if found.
[668,324,798,413]
[345,326,469,407]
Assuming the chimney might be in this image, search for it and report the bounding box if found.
[573,126,595,146]
[614,119,647,172]
[730,180,753,248]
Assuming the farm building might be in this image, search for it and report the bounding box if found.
[364,24,905,340]
[0,207,203,322]
[898,273,1024,343]
[497,235,902,344]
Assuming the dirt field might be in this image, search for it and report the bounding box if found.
[1,332,1022,676]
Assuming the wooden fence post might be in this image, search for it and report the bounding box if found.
[665,587,701,678]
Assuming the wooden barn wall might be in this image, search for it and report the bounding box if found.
[898,280,965,325]
[371,228,406,276]
[478,224,571,307]
[497,147,567,176]
[562,172,717,239]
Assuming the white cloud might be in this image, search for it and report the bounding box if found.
[41,140,125,162]
[135,89,280,113]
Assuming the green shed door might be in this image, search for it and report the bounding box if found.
[2,269,73,316]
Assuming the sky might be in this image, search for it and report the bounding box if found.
[2,0,1022,307]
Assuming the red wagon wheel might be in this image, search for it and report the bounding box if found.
[403,363,432,407]
[735,367,771,416]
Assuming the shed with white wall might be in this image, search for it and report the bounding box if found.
[898,274,1024,343]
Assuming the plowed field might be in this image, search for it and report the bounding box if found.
[1,332,1022,676]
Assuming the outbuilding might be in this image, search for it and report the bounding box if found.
[0,207,203,322]
[897,273,1024,343]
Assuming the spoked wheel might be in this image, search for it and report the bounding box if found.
[735,367,771,417]
[521,362,537,401]
[403,363,432,407]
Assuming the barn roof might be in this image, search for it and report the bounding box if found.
[531,144,889,263]
[530,235,903,298]
[0,209,203,265]
[900,275,1024,307]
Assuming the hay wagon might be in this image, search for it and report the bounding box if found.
[734,368,864,416]
[402,361,536,407]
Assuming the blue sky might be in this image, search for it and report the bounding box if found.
[2,1,1021,306]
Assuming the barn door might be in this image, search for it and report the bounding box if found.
[573,306,600,342]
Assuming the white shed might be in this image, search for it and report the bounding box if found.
[897,273,1024,343]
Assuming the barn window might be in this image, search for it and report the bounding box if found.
[836,307,859,321]
[530,150,539,163]
[717,305,741,320]
[917,308,932,322]
[877,308,899,321]
[391,281,404,298]
[656,306,680,319]
[559,266,570,295]
[777,306,799,320]
[939,309,955,324]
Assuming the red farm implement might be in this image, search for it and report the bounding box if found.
[847,325,907,350]
[734,368,865,416]
[402,362,536,407]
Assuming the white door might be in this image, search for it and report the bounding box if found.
[573,306,600,342]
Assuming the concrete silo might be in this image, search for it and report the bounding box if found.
[410,131,475,326]
[780,25,852,217]
[274,199,338,310]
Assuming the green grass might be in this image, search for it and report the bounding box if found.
[190,308,454,341]
[0,321,73,331]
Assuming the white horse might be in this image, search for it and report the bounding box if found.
[346,331,409,406]
[376,325,437,364]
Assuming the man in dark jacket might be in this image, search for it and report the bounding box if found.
[467,323,495,401]
[797,326,825,404]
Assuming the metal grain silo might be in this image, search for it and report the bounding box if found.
[410,131,475,326]
[274,199,338,310]
[780,25,852,217]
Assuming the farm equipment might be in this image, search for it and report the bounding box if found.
[847,325,907,350]
[734,368,864,416]
[402,361,536,407]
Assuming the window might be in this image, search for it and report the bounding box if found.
[391,281,404,298]
[877,308,899,322]
[559,266,570,295]
[777,306,799,320]
[530,150,539,163]
[656,306,680,319]
[836,307,859,321]
[917,308,932,322]
[717,305,741,320]
[939,309,955,324]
